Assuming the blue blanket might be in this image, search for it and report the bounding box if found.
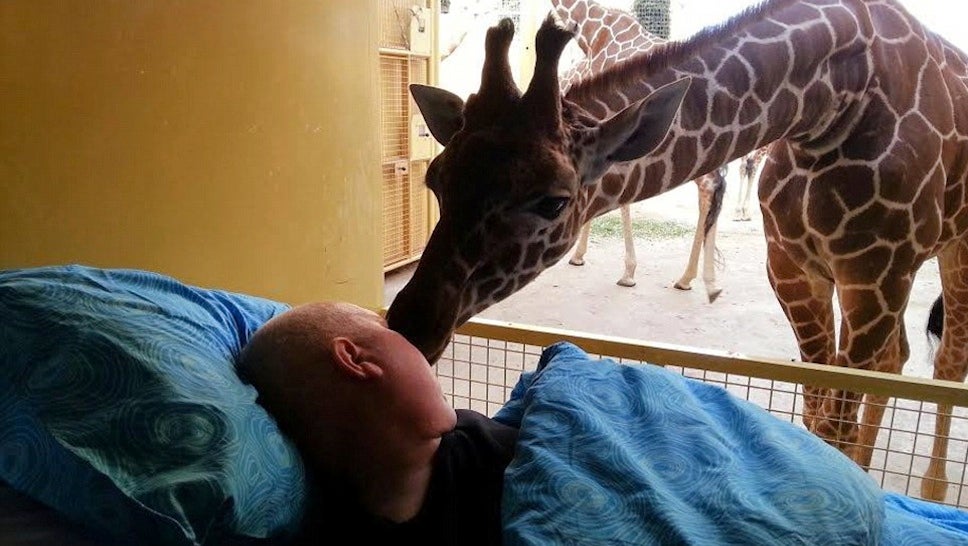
[494,342,968,545]
[0,265,305,545]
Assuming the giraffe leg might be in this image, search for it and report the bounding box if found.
[921,244,968,501]
[813,275,912,462]
[732,165,747,221]
[738,173,755,221]
[739,165,756,222]
[855,322,908,469]
[765,240,836,432]
[700,174,725,303]
[617,205,637,287]
[569,220,592,266]
[674,182,706,292]
[733,166,751,221]
[701,222,721,303]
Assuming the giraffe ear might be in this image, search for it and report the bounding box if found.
[410,84,465,145]
[580,78,691,183]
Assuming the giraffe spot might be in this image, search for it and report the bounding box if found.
[789,25,833,89]
[711,90,739,127]
[772,276,811,304]
[877,154,938,208]
[879,43,929,116]
[739,40,789,102]
[944,46,968,75]
[826,228,875,256]
[702,45,729,73]
[549,223,564,243]
[670,138,699,184]
[827,165,877,209]
[803,166,875,238]
[917,68,955,135]
[787,307,826,339]
[640,162,666,195]
[679,78,710,132]
[477,277,503,302]
[680,56,706,78]
[700,133,734,175]
[747,19,785,40]
[767,176,809,240]
[615,26,638,44]
[851,315,897,364]
[841,95,896,161]
[794,81,834,137]
[766,89,800,142]
[628,162,644,186]
[601,172,623,197]
[844,206,910,245]
[828,40,869,94]
[825,4,863,48]
[735,126,761,154]
[881,261,918,312]
[771,2,821,26]
[738,96,760,125]
[840,247,894,286]
[590,196,610,215]
[869,3,912,41]
[543,242,571,263]
[523,242,543,270]
[700,128,716,150]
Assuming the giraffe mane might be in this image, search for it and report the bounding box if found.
[564,0,798,103]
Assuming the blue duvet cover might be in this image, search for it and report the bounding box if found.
[494,342,968,545]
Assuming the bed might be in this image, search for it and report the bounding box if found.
[2,265,967,545]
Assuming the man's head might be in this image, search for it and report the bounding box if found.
[239,302,457,472]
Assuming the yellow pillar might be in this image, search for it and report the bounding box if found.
[0,1,383,308]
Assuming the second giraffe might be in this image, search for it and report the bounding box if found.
[554,0,727,301]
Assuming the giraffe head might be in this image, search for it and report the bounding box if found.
[387,15,690,362]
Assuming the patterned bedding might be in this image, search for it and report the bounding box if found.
[494,342,968,545]
[0,265,305,545]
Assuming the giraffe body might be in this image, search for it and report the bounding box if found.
[390,0,968,502]
[555,0,727,297]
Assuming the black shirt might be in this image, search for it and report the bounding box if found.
[295,409,518,545]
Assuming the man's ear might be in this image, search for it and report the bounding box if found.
[331,337,384,380]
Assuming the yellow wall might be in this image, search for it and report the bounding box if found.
[0,1,383,307]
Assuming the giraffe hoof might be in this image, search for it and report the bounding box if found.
[706,289,723,303]
[673,282,692,291]
[616,278,636,287]
[568,258,585,266]
[921,477,949,502]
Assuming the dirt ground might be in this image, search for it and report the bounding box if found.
[384,165,943,381]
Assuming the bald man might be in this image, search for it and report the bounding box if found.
[238,302,517,546]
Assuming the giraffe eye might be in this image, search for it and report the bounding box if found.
[530,196,570,220]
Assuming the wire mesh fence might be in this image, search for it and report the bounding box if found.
[435,319,968,508]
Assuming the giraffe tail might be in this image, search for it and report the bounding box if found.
[925,293,943,357]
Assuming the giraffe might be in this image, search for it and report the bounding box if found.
[733,145,768,221]
[388,0,968,502]
[555,0,727,298]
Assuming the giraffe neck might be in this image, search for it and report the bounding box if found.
[571,0,872,222]
[553,0,660,57]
